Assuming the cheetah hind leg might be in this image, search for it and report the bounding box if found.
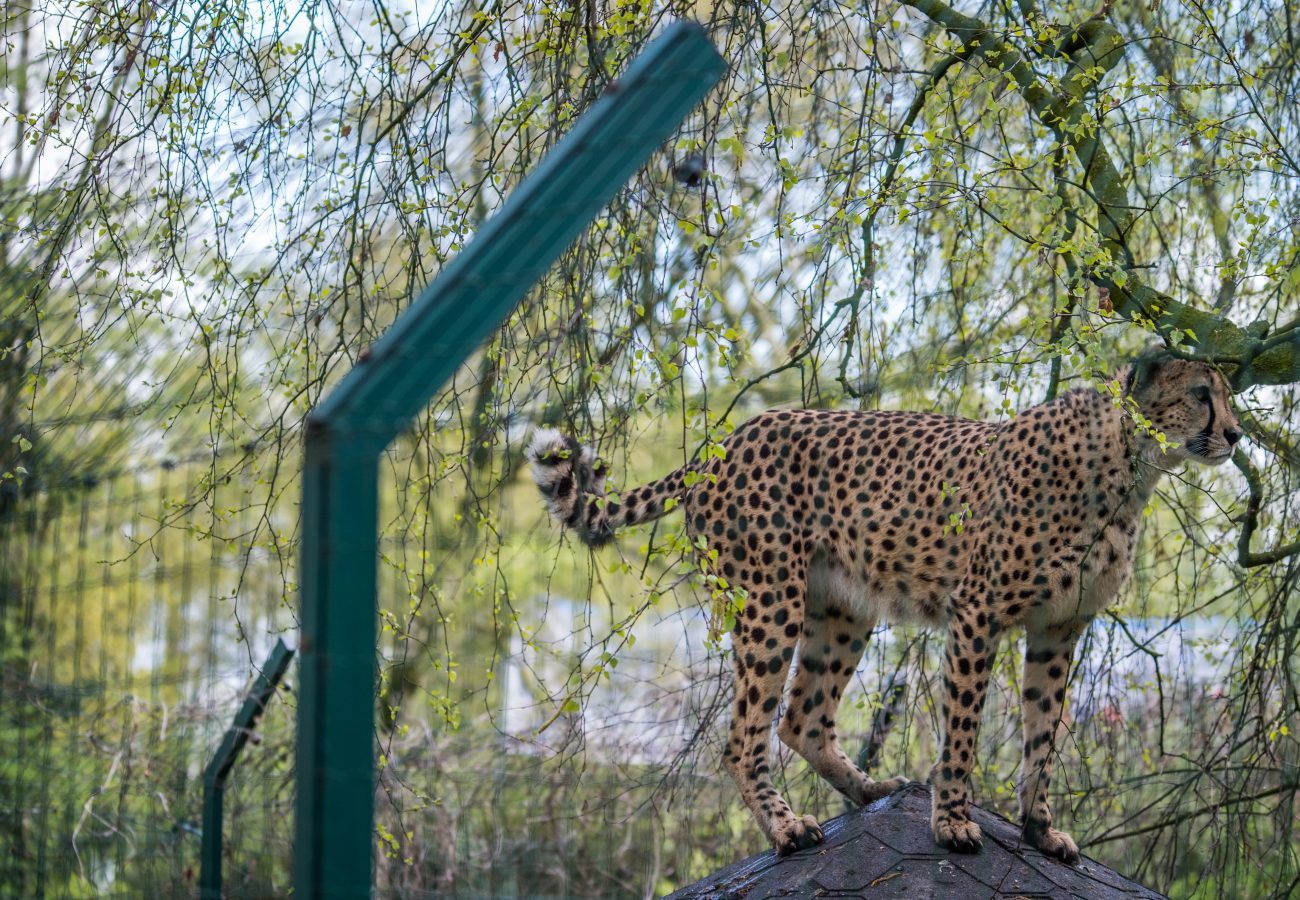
[777,555,910,808]
[724,579,830,857]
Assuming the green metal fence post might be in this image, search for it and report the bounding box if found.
[201,638,295,899]
[293,22,725,897]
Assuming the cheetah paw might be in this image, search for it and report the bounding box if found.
[773,814,824,856]
[1027,824,1079,865]
[933,816,983,853]
[859,775,911,803]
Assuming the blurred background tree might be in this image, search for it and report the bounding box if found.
[1,0,1298,896]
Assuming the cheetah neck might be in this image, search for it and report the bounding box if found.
[1107,394,1167,516]
[1061,385,1160,527]
[1129,441,1166,501]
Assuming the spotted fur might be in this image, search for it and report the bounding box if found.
[531,354,1240,860]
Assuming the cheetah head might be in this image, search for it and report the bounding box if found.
[1127,350,1242,465]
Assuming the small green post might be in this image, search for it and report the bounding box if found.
[293,21,725,898]
[201,638,295,899]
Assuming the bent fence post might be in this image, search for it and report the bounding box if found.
[292,22,726,897]
[201,638,296,899]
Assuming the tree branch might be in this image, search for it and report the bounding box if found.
[902,0,1300,391]
[1238,407,1300,476]
[838,44,975,398]
[1233,448,1300,567]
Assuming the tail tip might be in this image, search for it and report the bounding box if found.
[528,429,570,469]
[528,430,609,532]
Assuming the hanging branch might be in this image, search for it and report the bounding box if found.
[837,43,976,398]
[902,0,1300,391]
[1233,448,1300,567]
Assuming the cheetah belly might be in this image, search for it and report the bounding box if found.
[816,549,949,629]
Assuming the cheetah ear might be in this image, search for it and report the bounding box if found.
[1125,345,1170,397]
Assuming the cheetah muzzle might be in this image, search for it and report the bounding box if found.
[531,351,1240,862]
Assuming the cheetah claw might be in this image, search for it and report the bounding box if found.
[774,814,825,856]
[934,817,983,854]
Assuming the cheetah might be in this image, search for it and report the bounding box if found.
[530,350,1241,861]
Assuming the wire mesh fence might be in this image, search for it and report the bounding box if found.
[0,455,744,899]
[3,442,1298,899]
[0,461,296,898]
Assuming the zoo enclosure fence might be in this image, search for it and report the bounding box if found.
[0,457,738,898]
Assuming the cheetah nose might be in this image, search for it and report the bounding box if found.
[1224,428,1243,445]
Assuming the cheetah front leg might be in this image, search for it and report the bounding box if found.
[930,602,999,853]
[1019,620,1086,864]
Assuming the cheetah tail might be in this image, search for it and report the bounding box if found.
[528,429,681,547]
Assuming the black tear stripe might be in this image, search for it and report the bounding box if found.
[1200,398,1216,452]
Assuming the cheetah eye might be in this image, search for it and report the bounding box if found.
[1191,385,1211,403]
